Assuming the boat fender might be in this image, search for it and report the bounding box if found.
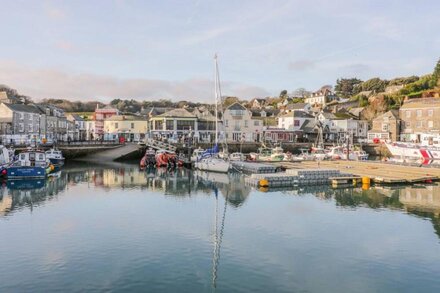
[259,179,269,188]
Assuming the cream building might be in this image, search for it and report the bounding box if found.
[104,115,148,142]
[223,103,264,142]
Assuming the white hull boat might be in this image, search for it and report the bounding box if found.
[195,157,230,173]
[385,142,440,160]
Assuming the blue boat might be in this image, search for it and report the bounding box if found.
[7,178,46,189]
[7,150,53,179]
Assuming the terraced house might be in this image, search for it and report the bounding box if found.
[399,98,440,142]
[0,103,41,144]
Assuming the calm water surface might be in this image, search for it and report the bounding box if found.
[1,162,440,292]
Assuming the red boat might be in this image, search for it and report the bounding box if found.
[155,150,183,168]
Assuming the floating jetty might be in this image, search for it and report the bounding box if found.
[245,168,355,188]
[231,161,279,174]
[271,160,440,184]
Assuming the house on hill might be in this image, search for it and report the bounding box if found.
[367,110,400,142]
[250,98,266,109]
[305,88,338,107]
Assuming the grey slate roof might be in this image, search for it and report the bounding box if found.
[286,103,308,110]
[4,103,41,114]
[227,102,246,110]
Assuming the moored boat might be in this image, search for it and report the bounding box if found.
[140,148,156,168]
[0,145,14,177]
[229,152,245,161]
[249,146,285,162]
[7,150,53,179]
[385,141,440,160]
[45,148,65,166]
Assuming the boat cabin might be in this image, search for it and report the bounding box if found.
[14,151,48,168]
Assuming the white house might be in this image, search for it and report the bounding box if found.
[223,103,264,142]
[305,89,338,107]
[277,110,315,131]
[317,110,368,142]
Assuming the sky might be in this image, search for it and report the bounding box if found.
[0,0,439,102]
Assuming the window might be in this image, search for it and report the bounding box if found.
[225,120,228,127]
[231,109,243,116]
[244,120,248,127]
[416,121,422,128]
[19,123,24,132]
[416,110,422,117]
[254,120,259,126]
[28,124,33,132]
[29,114,33,121]
[294,120,300,127]
[131,123,134,129]
[405,111,411,118]
[115,122,119,128]
[382,123,389,131]
[429,121,433,128]
[406,121,411,128]
[428,110,434,117]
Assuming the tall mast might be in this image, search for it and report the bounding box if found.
[214,54,219,144]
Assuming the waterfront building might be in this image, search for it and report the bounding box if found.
[103,115,148,142]
[35,104,68,142]
[0,103,41,145]
[66,113,86,141]
[223,103,264,142]
[94,105,119,139]
[399,98,440,142]
[367,110,401,142]
[317,110,368,142]
[149,108,198,140]
[277,110,315,132]
[262,127,300,143]
[305,88,338,107]
[85,120,96,140]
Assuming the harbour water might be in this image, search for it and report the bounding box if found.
[1,163,440,292]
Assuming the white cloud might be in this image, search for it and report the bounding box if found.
[0,61,270,102]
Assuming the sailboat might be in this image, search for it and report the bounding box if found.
[194,54,230,173]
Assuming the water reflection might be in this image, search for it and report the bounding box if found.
[1,162,440,240]
[1,163,440,292]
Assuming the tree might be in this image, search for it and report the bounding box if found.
[360,77,388,93]
[431,58,440,87]
[292,88,310,98]
[279,90,288,98]
[334,78,363,98]
[223,96,239,108]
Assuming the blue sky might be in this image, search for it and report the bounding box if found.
[0,0,439,102]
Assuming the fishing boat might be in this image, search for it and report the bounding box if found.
[7,150,53,179]
[45,148,65,166]
[249,145,285,162]
[326,145,369,161]
[140,148,156,168]
[0,145,14,177]
[194,54,230,173]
